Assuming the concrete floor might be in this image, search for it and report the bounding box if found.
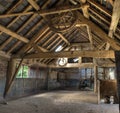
[0,91,119,113]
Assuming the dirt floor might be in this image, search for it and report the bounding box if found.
[0,91,119,113]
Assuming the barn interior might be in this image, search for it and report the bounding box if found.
[0,0,120,113]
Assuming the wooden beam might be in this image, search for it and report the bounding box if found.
[0,5,83,18]
[0,24,29,43]
[5,0,51,53]
[77,13,120,50]
[106,0,120,50]
[57,33,70,45]
[17,26,49,55]
[0,2,37,50]
[109,0,120,33]
[0,12,34,18]
[87,0,111,17]
[0,51,11,60]
[27,0,40,11]
[32,5,83,16]
[14,50,115,59]
[33,44,48,52]
[4,59,16,97]
[4,59,23,97]
[86,25,93,46]
[70,42,91,47]
[82,4,90,18]
[50,63,94,68]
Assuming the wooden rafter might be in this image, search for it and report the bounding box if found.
[4,1,51,53]
[70,42,91,47]
[77,13,120,50]
[17,0,62,56]
[17,0,71,56]
[27,0,40,11]
[0,12,34,18]
[85,25,93,46]
[0,0,23,34]
[14,50,115,59]
[0,4,36,50]
[33,44,48,52]
[57,33,70,45]
[87,0,111,17]
[18,26,50,55]
[0,5,83,18]
[0,24,29,43]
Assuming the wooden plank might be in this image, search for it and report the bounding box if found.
[14,50,115,59]
[0,25,29,43]
[27,0,40,11]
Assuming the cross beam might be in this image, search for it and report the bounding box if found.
[0,5,83,18]
[14,50,115,59]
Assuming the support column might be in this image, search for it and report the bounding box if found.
[115,51,120,111]
[94,66,98,93]
[97,80,100,104]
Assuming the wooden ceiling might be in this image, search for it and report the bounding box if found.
[0,0,119,67]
